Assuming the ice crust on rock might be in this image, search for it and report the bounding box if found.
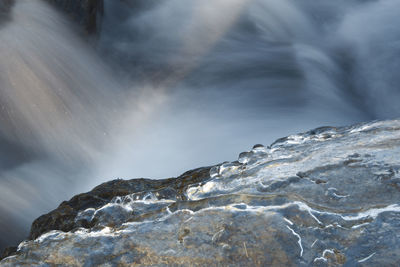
[2,120,400,266]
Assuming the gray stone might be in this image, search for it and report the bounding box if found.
[1,119,400,266]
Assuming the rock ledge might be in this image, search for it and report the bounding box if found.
[1,120,400,266]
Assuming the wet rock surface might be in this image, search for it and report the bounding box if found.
[1,119,400,266]
[28,167,212,241]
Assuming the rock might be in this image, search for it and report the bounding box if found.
[0,247,16,262]
[28,166,212,240]
[46,0,104,34]
[1,119,400,266]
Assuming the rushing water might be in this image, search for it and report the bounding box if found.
[0,0,399,250]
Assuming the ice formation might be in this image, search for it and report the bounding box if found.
[1,120,400,266]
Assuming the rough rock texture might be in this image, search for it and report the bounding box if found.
[46,0,103,34]
[1,119,400,266]
[28,167,212,241]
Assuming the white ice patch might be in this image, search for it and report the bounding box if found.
[342,204,400,221]
[313,249,335,263]
[284,217,294,225]
[286,225,303,257]
[311,239,318,248]
[294,201,322,224]
[358,252,376,263]
[351,222,370,229]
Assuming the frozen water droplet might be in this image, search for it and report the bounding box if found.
[219,162,241,178]
[252,144,267,153]
[75,208,96,223]
[238,151,251,164]
[114,197,122,204]
[143,192,157,201]
[210,166,220,178]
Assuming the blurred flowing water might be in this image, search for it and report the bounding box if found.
[1,0,400,250]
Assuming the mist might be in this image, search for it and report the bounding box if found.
[1,0,400,250]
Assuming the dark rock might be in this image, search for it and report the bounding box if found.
[0,247,16,261]
[28,166,212,240]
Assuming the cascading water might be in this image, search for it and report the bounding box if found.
[0,0,130,249]
[0,0,399,250]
